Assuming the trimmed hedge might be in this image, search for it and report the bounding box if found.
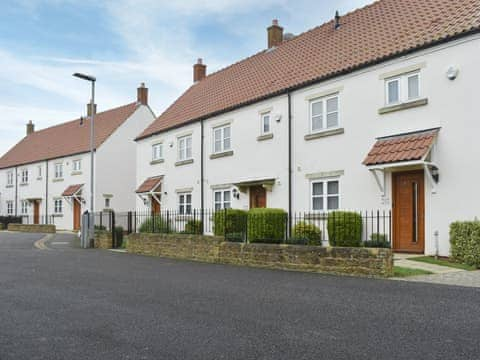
[139,216,170,233]
[364,233,390,248]
[114,226,124,248]
[247,208,287,244]
[291,221,322,246]
[450,220,480,268]
[213,209,248,241]
[327,211,362,247]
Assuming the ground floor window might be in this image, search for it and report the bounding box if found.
[6,201,13,215]
[311,179,340,211]
[54,199,63,214]
[21,200,28,214]
[178,193,192,215]
[214,190,231,210]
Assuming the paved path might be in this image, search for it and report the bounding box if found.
[394,254,463,274]
[1,232,480,359]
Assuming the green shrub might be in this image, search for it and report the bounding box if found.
[247,208,287,244]
[114,226,124,248]
[213,209,247,237]
[139,215,170,233]
[364,233,390,248]
[291,221,322,246]
[185,220,203,234]
[94,225,106,231]
[450,220,480,268]
[327,211,362,247]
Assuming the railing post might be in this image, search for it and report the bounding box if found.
[111,211,116,248]
[223,208,227,240]
[166,210,170,233]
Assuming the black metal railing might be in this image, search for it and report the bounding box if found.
[20,215,56,226]
[0,216,23,229]
[96,208,391,249]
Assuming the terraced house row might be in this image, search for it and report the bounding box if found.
[1,0,480,256]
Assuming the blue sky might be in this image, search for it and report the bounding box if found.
[0,0,373,155]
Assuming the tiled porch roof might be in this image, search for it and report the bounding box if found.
[363,128,439,166]
[136,176,163,193]
[62,184,84,197]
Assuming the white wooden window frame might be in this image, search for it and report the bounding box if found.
[152,143,163,161]
[311,178,340,211]
[37,165,42,178]
[72,159,81,172]
[6,201,13,215]
[21,200,28,214]
[260,112,271,135]
[178,192,192,215]
[385,71,421,105]
[6,171,13,186]
[214,189,232,211]
[21,169,28,184]
[54,163,63,179]
[309,94,339,133]
[178,135,193,161]
[54,199,63,214]
[213,125,231,154]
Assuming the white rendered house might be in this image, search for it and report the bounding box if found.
[135,0,480,255]
[0,84,155,230]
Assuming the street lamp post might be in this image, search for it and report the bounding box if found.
[73,73,96,247]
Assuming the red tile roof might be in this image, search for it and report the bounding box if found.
[137,0,480,140]
[62,184,84,197]
[136,176,163,193]
[363,128,439,166]
[0,103,138,169]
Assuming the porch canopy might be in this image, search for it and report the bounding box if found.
[233,178,276,193]
[363,128,440,193]
[136,176,163,203]
[62,184,84,203]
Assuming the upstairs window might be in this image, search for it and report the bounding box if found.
[213,125,231,153]
[37,165,42,178]
[178,193,192,215]
[6,201,13,215]
[54,163,63,179]
[54,199,63,214]
[73,159,81,172]
[311,179,340,211]
[21,169,28,184]
[178,135,192,161]
[152,143,163,161]
[6,171,13,186]
[310,94,339,133]
[105,198,111,209]
[261,112,271,135]
[214,190,231,211]
[385,72,420,105]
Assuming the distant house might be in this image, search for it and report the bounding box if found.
[135,0,479,256]
[0,84,155,230]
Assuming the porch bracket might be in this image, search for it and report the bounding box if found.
[423,163,437,194]
[369,169,385,196]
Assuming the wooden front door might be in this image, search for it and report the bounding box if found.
[249,186,266,208]
[73,200,81,230]
[33,201,40,225]
[392,170,425,253]
[151,199,161,214]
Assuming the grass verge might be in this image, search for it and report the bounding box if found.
[393,266,433,277]
[408,256,476,271]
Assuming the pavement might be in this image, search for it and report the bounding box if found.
[0,231,480,359]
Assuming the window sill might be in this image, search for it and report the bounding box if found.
[175,159,194,167]
[378,98,428,114]
[71,171,82,176]
[19,183,29,187]
[150,159,165,165]
[5,185,14,188]
[52,214,63,218]
[52,178,64,182]
[304,128,344,141]
[210,150,234,160]
[37,177,43,181]
[257,133,273,142]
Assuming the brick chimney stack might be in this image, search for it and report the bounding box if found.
[137,82,148,105]
[87,102,97,117]
[267,19,283,48]
[193,58,207,83]
[26,120,34,136]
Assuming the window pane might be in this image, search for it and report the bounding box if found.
[223,137,231,150]
[327,181,339,195]
[326,97,338,113]
[313,197,323,210]
[388,80,399,104]
[327,196,339,210]
[224,191,231,202]
[408,75,419,99]
[312,182,323,196]
[186,137,192,148]
[215,203,221,211]
[214,129,221,141]
[214,140,222,153]
[224,202,231,209]
[223,126,230,139]
[311,101,323,116]
[186,194,192,204]
[326,113,338,128]
[312,115,323,131]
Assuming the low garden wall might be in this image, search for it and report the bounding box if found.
[7,223,56,233]
[126,233,393,277]
[94,230,113,249]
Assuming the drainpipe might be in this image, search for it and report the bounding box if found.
[45,160,49,224]
[288,92,292,237]
[14,166,18,216]
[200,119,205,219]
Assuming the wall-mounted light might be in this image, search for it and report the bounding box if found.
[274,114,282,123]
[431,167,439,183]
[164,191,168,196]
[169,142,174,148]
[232,188,240,199]
[446,66,459,81]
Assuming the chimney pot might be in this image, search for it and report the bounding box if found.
[267,19,284,48]
[87,102,97,117]
[26,120,34,136]
[137,82,149,105]
[335,11,341,29]
[193,58,207,83]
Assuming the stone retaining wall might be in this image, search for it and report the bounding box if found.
[8,223,56,233]
[126,233,393,277]
[94,230,113,249]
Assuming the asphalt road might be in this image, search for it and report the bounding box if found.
[0,232,479,360]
